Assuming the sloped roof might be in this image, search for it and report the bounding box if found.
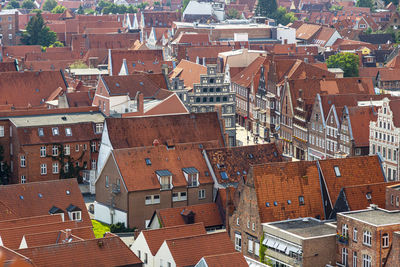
[378,68,400,81]
[0,71,68,108]
[0,179,91,226]
[113,142,216,191]
[157,203,223,228]
[169,60,207,89]
[389,99,400,127]
[105,112,225,149]
[0,61,17,72]
[139,93,188,116]
[205,143,283,184]
[0,214,62,230]
[142,223,206,255]
[231,56,267,88]
[342,182,399,211]
[252,161,325,223]
[110,49,164,76]
[347,105,377,147]
[318,155,386,207]
[17,235,142,267]
[201,252,249,267]
[296,23,321,41]
[165,232,235,267]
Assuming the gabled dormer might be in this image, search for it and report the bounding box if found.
[156,170,173,190]
[182,167,199,187]
[66,204,82,221]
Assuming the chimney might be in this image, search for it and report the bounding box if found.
[65,229,72,240]
[180,209,195,224]
[136,91,144,114]
[89,57,98,68]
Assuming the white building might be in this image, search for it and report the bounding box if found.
[369,97,400,181]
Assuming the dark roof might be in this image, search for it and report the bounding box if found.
[155,170,172,177]
[359,34,394,44]
[49,206,64,214]
[66,204,81,212]
[182,167,199,174]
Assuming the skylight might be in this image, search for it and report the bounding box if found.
[220,172,228,180]
[65,128,72,136]
[38,128,44,137]
[66,190,70,195]
[366,193,372,200]
[145,158,152,166]
[52,127,59,136]
[265,202,270,207]
[248,153,254,159]
[334,166,341,177]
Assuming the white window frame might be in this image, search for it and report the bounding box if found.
[52,145,58,156]
[363,230,372,246]
[20,155,26,167]
[353,251,357,267]
[64,144,70,155]
[235,233,242,251]
[91,159,96,170]
[172,191,187,202]
[198,189,205,199]
[342,247,348,266]
[353,228,358,242]
[40,164,47,175]
[0,126,4,137]
[21,175,26,184]
[70,211,82,221]
[95,123,103,134]
[40,146,46,157]
[145,195,160,205]
[248,239,254,253]
[52,162,59,174]
[362,254,371,267]
[382,233,389,248]
[65,128,72,136]
[52,127,59,136]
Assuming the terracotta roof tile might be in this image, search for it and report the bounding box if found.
[157,203,223,228]
[165,232,235,267]
[0,179,91,227]
[142,223,206,255]
[347,105,378,147]
[0,214,62,230]
[110,49,164,76]
[318,155,386,207]
[378,68,400,81]
[205,143,283,184]
[0,61,17,72]
[201,252,248,267]
[253,161,325,222]
[342,182,399,211]
[0,70,68,108]
[169,60,207,89]
[113,143,216,192]
[295,23,322,41]
[389,99,400,127]
[105,112,225,149]
[17,235,141,267]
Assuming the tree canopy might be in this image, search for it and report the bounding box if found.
[42,0,57,11]
[327,53,359,77]
[6,0,20,9]
[274,6,296,25]
[22,0,36,9]
[77,5,84,14]
[256,0,277,17]
[51,5,67,13]
[226,8,241,19]
[96,0,137,14]
[356,0,373,9]
[21,12,57,47]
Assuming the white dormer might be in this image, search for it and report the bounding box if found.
[155,170,173,190]
[182,167,199,187]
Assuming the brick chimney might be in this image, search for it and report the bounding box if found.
[136,91,144,114]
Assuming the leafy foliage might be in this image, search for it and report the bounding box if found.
[22,0,36,9]
[256,0,277,17]
[329,4,343,11]
[226,8,241,19]
[21,12,57,47]
[110,222,136,233]
[153,1,161,6]
[92,220,110,238]
[69,60,89,69]
[77,5,84,14]
[356,0,373,9]
[274,6,296,25]
[96,0,138,14]
[51,5,67,14]
[327,53,359,77]
[182,0,190,13]
[43,0,57,11]
[6,0,20,9]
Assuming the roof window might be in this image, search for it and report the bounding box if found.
[145,158,152,166]
[299,196,305,205]
[66,190,70,195]
[334,166,341,177]
[38,193,43,198]
[220,172,228,180]
[265,202,270,207]
[366,192,372,200]
[273,201,278,206]
[38,128,44,136]
[52,127,59,136]
[19,195,24,200]
[248,153,254,159]
[287,200,291,205]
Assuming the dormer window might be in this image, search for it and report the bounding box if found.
[334,166,341,177]
[95,123,103,134]
[66,204,82,221]
[52,127,59,136]
[156,170,172,190]
[182,167,199,187]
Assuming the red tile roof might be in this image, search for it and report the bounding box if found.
[201,252,249,267]
[0,179,91,227]
[347,105,378,147]
[205,143,283,184]
[389,99,400,127]
[0,70,68,108]
[165,232,235,267]
[142,223,206,255]
[0,214,62,230]
[105,112,225,149]
[378,68,400,81]
[113,142,216,192]
[169,60,207,89]
[252,161,325,222]
[17,235,142,267]
[342,182,400,211]
[0,61,17,72]
[157,203,223,228]
[318,155,386,207]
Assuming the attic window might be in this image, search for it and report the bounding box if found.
[220,172,228,180]
[265,202,270,207]
[217,164,225,169]
[334,166,341,177]
[65,128,72,136]
[38,193,43,198]
[140,82,144,86]
[243,170,247,175]
[299,196,305,205]
[205,171,209,176]
[287,200,292,205]
[52,127,59,136]
[116,83,120,87]
[19,195,24,200]
[248,153,254,159]
[66,190,70,195]
[145,158,152,165]
[366,193,372,200]
[273,201,278,206]
[237,171,241,175]
[273,151,278,157]
[38,128,44,136]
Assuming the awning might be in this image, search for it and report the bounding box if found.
[277,243,287,252]
[266,239,276,248]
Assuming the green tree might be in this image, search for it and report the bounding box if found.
[69,60,88,69]
[327,53,359,77]
[137,2,148,9]
[51,5,67,13]
[49,41,64,47]
[256,0,277,17]
[48,144,85,183]
[22,0,36,9]
[274,6,297,25]
[42,0,57,11]
[85,8,95,14]
[6,0,20,9]
[182,0,190,12]
[77,5,84,14]
[226,8,240,19]
[365,27,372,34]
[356,0,373,8]
[154,1,160,6]
[21,12,57,46]
[329,4,343,11]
